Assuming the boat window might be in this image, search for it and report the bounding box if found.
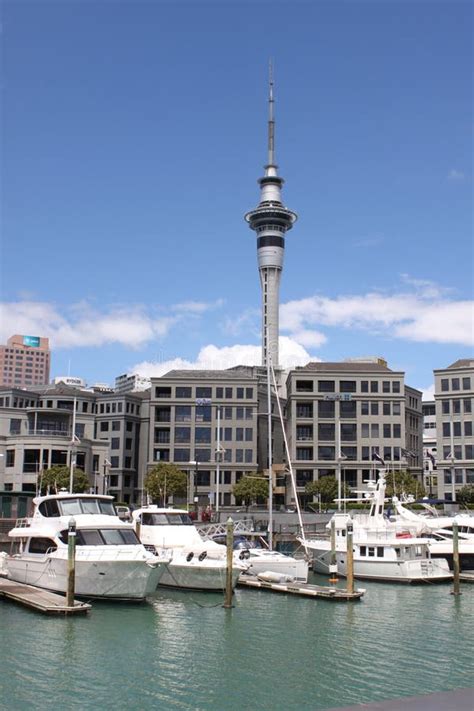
[141,512,193,526]
[28,537,57,554]
[415,546,423,557]
[75,528,140,546]
[77,529,104,546]
[376,547,384,558]
[38,499,61,517]
[360,546,366,556]
[368,547,375,557]
[395,547,400,557]
[57,498,116,516]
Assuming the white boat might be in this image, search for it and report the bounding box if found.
[211,532,309,582]
[299,471,452,583]
[392,498,474,572]
[6,493,168,600]
[131,506,246,591]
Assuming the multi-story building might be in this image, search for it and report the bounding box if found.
[115,373,151,394]
[0,383,146,506]
[434,359,474,501]
[285,359,423,505]
[148,368,286,508]
[0,334,50,388]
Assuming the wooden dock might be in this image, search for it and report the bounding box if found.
[0,578,91,615]
[238,574,365,600]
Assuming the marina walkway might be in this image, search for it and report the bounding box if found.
[327,687,473,710]
[0,577,91,615]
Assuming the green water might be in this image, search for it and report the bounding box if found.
[0,575,472,711]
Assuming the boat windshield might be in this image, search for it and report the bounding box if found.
[57,498,116,517]
[213,535,262,550]
[141,512,193,526]
[59,528,140,546]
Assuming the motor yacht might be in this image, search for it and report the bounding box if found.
[299,471,452,583]
[132,506,246,591]
[6,492,168,600]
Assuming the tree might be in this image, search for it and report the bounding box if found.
[38,466,90,495]
[233,473,269,507]
[384,470,425,499]
[457,485,474,505]
[144,463,187,506]
[305,476,351,505]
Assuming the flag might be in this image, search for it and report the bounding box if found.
[426,451,436,465]
[372,450,385,465]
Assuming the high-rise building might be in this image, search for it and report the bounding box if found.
[0,334,50,388]
[245,69,297,368]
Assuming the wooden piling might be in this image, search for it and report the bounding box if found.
[346,521,354,594]
[223,516,234,609]
[451,520,461,596]
[66,517,76,608]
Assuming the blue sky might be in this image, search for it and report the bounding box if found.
[1,0,472,397]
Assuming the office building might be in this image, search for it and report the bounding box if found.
[0,334,50,388]
[434,359,474,500]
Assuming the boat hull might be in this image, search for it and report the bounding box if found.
[6,552,166,600]
[159,560,242,591]
[242,553,309,582]
[311,548,452,583]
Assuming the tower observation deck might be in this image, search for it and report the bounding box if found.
[244,68,297,368]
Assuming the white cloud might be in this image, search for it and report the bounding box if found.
[130,337,313,378]
[280,287,474,347]
[448,169,465,181]
[0,301,188,350]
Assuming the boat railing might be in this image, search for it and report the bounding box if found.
[196,518,256,541]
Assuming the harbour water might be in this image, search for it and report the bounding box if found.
[0,575,472,711]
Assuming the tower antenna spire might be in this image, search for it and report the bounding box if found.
[267,58,275,167]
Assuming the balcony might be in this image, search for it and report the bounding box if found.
[27,428,72,438]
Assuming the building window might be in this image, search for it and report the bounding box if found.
[296,425,313,441]
[6,450,15,467]
[341,423,357,441]
[341,447,357,461]
[392,382,400,393]
[100,422,109,432]
[296,469,313,487]
[370,381,379,393]
[196,387,212,398]
[225,388,232,398]
[453,400,461,414]
[176,387,192,398]
[175,406,191,422]
[196,470,211,486]
[111,438,120,450]
[371,424,379,438]
[125,438,132,450]
[246,387,253,399]
[441,379,449,392]
[361,423,369,438]
[393,424,401,438]
[382,381,390,393]
[195,427,211,444]
[175,427,190,443]
[297,447,313,461]
[296,380,313,393]
[155,386,172,398]
[236,387,244,398]
[318,446,335,461]
[361,381,369,393]
[297,403,313,418]
[339,381,356,393]
[318,381,335,393]
[318,423,335,441]
[361,401,369,416]
[194,448,211,462]
[462,377,471,390]
[195,405,212,422]
[340,401,356,418]
[244,450,253,463]
[318,400,334,418]
[175,448,190,462]
[392,402,401,416]
[125,456,132,469]
[371,402,379,416]
[451,378,460,391]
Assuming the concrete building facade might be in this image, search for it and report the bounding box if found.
[434,359,474,500]
[0,334,50,388]
[285,359,423,505]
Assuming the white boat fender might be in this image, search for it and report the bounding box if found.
[0,551,8,577]
[257,571,295,584]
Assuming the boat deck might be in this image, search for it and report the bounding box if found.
[0,578,91,615]
[238,574,365,600]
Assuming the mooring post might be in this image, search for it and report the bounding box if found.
[451,520,461,596]
[346,521,354,595]
[66,516,77,607]
[223,516,234,608]
[329,518,338,583]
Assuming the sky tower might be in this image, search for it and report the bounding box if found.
[245,67,297,369]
